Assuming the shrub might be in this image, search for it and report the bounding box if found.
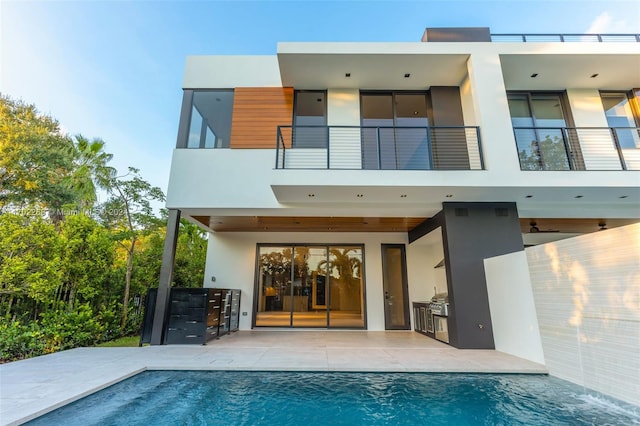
[40,304,105,351]
[0,320,47,362]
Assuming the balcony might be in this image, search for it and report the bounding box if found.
[275,125,483,170]
[513,127,640,171]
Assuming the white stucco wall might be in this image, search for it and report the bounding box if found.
[466,52,521,174]
[183,56,282,88]
[327,89,361,169]
[566,89,623,170]
[203,231,409,331]
[484,251,545,364]
[526,223,640,406]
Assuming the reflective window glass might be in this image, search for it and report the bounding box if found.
[185,90,234,149]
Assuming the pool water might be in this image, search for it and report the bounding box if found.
[27,371,639,426]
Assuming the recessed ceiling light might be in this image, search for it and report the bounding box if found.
[345,73,351,77]
[215,98,222,102]
[619,195,628,199]
[404,73,411,78]
[316,98,322,102]
[308,193,315,197]
[356,194,364,198]
[525,195,533,198]
[400,194,407,198]
[445,194,453,198]
[530,73,539,78]
[590,73,599,78]
[575,195,583,198]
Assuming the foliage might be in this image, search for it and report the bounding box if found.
[99,167,165,328]
[0,95,76,217]
[60,214,114,310]
[0,213,62,315]
[0,95,209,362]
[518,134,570,171]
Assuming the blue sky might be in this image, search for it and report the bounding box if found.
[2,0,639,201]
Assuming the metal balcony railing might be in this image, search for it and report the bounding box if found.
[491,33,640,42]
[513,127,640,171]
[275,125,484,170]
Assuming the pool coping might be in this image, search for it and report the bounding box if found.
[0,331,549,425]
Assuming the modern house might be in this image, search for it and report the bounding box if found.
[149,27,640,403]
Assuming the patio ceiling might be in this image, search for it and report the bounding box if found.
[191,216,427,232]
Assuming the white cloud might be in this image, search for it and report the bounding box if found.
[586,12,635,33]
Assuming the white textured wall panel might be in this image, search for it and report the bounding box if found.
[526,223,640,406]
[484,251,545,364]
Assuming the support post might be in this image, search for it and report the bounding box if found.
[150,209,181,345]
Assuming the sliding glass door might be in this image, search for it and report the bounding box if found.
[361,92,430,170]
[255,244,365,328]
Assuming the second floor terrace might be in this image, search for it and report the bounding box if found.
[176,86,640,173]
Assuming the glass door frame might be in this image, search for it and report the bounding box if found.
[252,243,367,329]
[381,244,411,330]
[359,91,433,170]
[507,91,579,170]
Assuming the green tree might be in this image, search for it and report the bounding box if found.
[0,95,76,221]
[99,167,165,329]
[173,220,207,288]
[518,135,570,171]
[0,213,62,319]
[60,214,114,311]
[70,135,115,210]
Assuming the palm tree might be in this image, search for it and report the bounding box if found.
[318,248,362,287]
[71,135,115,209]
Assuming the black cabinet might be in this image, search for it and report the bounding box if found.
[229,289,241,332]
[412,301,434,338]
[164,288,241,345]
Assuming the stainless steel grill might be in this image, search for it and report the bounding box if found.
[429,292,449,317]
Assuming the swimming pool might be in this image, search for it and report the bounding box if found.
[27,371,639,425]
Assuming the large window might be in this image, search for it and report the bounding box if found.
[292,91,327,148]
[254,244,365,328]
[507,92,575,170]
[600,91,640,149]
[360,92,431,169]
[183,90,234,149]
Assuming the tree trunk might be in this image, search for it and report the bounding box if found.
[121,238,136,329]
[68,286,75,312]
[5,295,14,319]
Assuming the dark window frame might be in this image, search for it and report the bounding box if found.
[176,88,235,149]
[252,242,367,330]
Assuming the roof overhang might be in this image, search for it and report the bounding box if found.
[500,53,640,90]
[277,43,470,89]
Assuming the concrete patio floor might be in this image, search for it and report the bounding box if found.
[0,330,547,425]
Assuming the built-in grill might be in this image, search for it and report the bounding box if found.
[429,292,449,317]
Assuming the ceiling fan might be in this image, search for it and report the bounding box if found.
[528,220,560,233]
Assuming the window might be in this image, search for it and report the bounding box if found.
[292,91,327,148]
[507,92,575,170]
[254,244,365,329]
[360,92,431,169]
[184,90,234,149]
[600,91,640,149]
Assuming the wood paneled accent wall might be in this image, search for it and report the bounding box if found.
[230,87,294,148]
